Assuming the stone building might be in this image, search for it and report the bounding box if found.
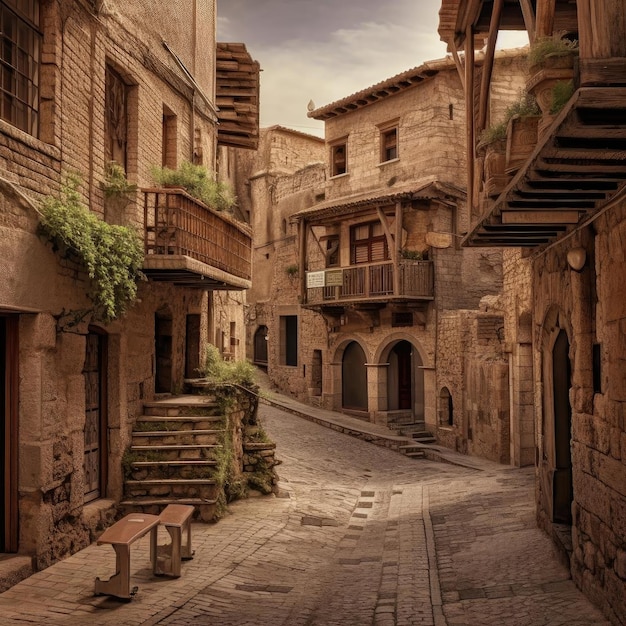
[438,1,626,623]
[0,0,257,572]
[243,54,531,465]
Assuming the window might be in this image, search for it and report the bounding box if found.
[280,315,298,366]
[162,106,177,168]
[0,0,40,135]
[105,65,129,169]
[380,125,398,162]
[351,221,389,264]
[330,141,347,176]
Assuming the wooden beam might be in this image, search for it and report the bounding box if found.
[450,43,466,90]
[478,0,504,133]
[465,24,476,219]
[501,211,580,224]
[519,0,536,43]
[535,0,556,37]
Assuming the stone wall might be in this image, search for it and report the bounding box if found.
[532,200,626,624]
[0,0,247,570]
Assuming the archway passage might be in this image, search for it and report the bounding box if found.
[552,329,573,524]
[1,316,18,552]
[254,325,268,366]
[342,341,367,411]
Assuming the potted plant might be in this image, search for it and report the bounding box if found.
[526,34,578,133]
[504,91,541,174]
[477,121,509,197]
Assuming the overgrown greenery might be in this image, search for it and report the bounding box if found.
[39,174,144,322]
[400,248,423,261]
[101,161,137,197]
[479,91,539,145]
[199,344,257,387]
[550,80,575,114]
[528,34,578,68]
[151,161,236,212]
[285,263,299,277]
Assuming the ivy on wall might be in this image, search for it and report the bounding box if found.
[39,174,145,322]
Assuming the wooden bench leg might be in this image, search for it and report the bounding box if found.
[94,543,132,600]
[182,518,194,561]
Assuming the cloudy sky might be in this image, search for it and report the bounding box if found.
[217,0,528,137]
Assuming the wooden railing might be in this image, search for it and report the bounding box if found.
[306,260,434,305]
[143,188,252,281]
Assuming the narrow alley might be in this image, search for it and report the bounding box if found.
[0,402,610,626]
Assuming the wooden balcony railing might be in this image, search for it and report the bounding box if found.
[305,260,434,306]
[143,188,252,282]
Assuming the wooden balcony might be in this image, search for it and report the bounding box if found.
[142,188,252,289]
[304,260,434,308]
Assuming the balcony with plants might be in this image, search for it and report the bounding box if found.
[141,162,252,290]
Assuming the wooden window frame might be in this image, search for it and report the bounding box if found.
[330,139,347,177]
[350,221,389,264]
[379,121,399,163]
[0,0,41,136]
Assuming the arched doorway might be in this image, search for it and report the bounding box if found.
[254,325,268,366]
[440,387,453,426]
[552,328,573,524]
[342,341,367,411]
[155,308,173,393]
[388,340,412,410]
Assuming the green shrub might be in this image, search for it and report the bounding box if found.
[200,344,256,387]
[151,161,236,212]
[102,162,137,197]
[528,34,578,68]
[550,80,575,114]
[39,174,145,322]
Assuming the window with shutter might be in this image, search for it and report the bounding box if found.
[350,221,389,264]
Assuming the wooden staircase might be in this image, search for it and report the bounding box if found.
[121,396,225,521]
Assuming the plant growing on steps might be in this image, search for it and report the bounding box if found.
[150,161,236,212]
[39,174,145,322]
[200,344,257,387]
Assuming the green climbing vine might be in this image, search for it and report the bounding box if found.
[39,173,145,322]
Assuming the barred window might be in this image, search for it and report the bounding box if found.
[0,0,40,135]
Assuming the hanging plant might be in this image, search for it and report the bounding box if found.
[101,161,137,198]
[150,161,236,212]
[39,173,145,322]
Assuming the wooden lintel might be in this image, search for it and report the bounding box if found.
[501,211,580,224]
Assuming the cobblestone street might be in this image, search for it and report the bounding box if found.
[0,401,611,625]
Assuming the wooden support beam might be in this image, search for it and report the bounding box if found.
[465,24,476,219]
[535,0,556,37]
[519,0,536,43]
[450,42,465,90]
[478,0,504,133]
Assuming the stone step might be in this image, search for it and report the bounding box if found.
[130,444,220,461]
[131,429,224,447]
[142,401,221,418]
[136,415,225,429]
[125,478,218,500]
[398,444,426,459]
[119,497,218,522]
[128,459,218,481]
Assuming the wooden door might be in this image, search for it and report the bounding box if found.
[83,330,107,503]
[1,316,18,552]
[395,341,412,410]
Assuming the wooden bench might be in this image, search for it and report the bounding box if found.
[94,513,160,600]
[152,504,195,577]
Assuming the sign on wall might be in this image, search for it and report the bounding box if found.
[306,271,326,288]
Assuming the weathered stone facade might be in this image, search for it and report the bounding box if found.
[0,0,250,570]
[238,54,530,467]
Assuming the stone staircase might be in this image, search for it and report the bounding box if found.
[121,396,225,521]
[386,411,436,459]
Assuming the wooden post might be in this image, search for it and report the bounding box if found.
[577,0,626,85]
[394,201,403,296]
[477,0,504,133]
[519,0,536,43]
[298,220,308,304]
[535,0,556,37]
[465,25,475,221]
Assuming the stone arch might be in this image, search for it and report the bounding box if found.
[374,333,429,421]
[329,336,371,414]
